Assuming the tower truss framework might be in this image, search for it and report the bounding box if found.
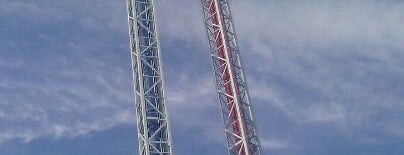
[201,0,262,155]
[126,0,174,155]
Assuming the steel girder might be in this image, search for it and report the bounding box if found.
[126,0,174,155]
[200,0,262,155]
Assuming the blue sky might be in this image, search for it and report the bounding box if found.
[1,0,404,155]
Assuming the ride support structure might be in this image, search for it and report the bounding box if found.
[200,0,262,155]
[126,0,174,155]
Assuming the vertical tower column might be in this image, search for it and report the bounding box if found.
[126,0,174,155]
[200,0,262,155]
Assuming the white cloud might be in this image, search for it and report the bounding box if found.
[155,0,206,44]
[0,62,21,69]
[0,131,36,143]
[234,1,404,142]
[0,1,72,22]
[305,103,347,123]
[261,138,291,150]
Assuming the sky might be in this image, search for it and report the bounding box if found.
[0,0,404,155]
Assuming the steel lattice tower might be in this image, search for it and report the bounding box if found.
[126,0,174,155]
[201,0,262,155]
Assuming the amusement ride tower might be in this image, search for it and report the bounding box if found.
[126,0,174,155]
[200,0,262,154]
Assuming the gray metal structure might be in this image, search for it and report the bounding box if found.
[126,0,174,155]
[201,0,262,155]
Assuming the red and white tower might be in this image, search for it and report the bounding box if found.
[200,0,262,155]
